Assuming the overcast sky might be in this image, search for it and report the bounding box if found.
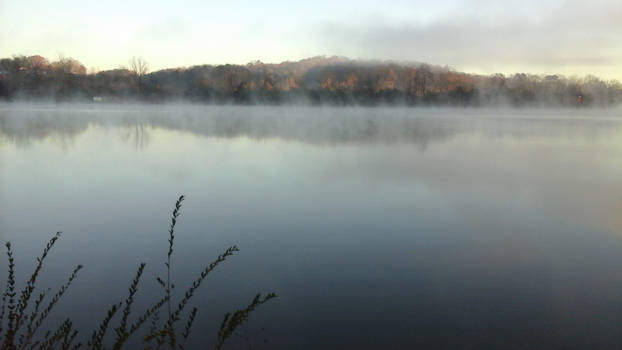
[1,0,620,80]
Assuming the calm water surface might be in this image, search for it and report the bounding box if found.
[1,104,622,349]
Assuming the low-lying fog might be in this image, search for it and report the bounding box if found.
[1,103,622,349]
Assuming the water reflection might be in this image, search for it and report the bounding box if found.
[1,104,622,349]
[0,104,460,150]
[119,122,150,150]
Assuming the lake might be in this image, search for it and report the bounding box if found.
[1,104,622,349]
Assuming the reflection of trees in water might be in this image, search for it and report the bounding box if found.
[0,111,89,149]
[0,106,457,151]
[2,106,619,151]
[119,122,150,150]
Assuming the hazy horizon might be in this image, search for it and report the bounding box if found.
[1,0,621,81]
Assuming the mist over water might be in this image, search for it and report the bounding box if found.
[2,104,622,349]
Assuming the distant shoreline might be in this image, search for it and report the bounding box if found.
[2,55,621,107]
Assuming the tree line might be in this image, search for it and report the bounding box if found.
[1,55,621,107]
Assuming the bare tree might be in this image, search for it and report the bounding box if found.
[129,57,149,96]
[129,56,149,77]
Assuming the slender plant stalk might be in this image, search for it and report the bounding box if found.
[166,195,184,323]
[19,288,49,349]
[178,307,197,350]
[15,232,61,333]
[2,242,17,350]
[25,264,82,350]
[215,293,277,350]
[1,195,276,350]
[36,318,74,350]
[112,263,146,350]
[87,302,122,350]
[0,243,15,337]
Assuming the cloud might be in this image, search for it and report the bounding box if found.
[310,0,622,78]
